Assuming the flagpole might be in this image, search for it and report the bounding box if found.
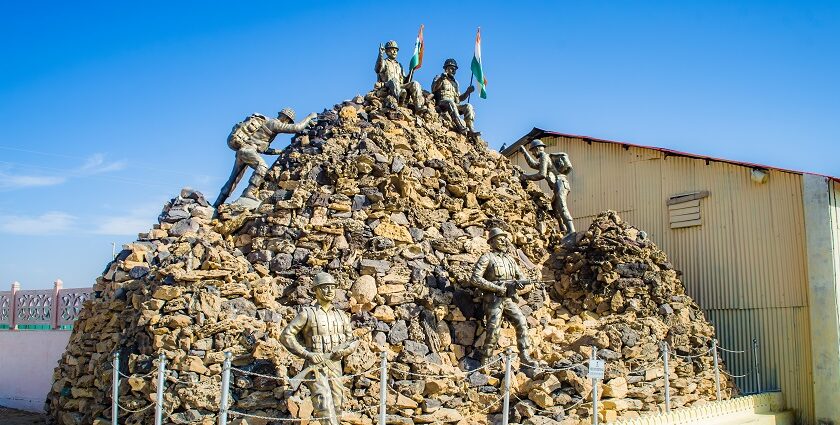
[467,73,474,103]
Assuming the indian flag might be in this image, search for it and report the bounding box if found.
[470,27,487,99]
[408,24,425,71]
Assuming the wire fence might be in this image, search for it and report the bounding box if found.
[105,337,761,425]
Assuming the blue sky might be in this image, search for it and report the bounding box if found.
[1,1,838,289]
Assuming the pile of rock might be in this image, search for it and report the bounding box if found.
[46,92,735,425]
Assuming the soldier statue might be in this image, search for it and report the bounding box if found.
[375,40,424,110]
[214,108,317,208]
[471,227,536,367]
[281,272,359,425]
[520,139,576,234]
[431,58,477,134]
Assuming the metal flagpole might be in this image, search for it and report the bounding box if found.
[662,343,671,412]
[712,339,722,401]
[154,352,166,425]
[219,352,232,425]
[379,351,387,425]
[502,349,512,425]
[111,352,119,425]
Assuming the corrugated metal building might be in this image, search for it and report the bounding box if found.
[503,129,840,425]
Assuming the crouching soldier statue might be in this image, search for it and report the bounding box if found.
[471,227,536,368]
[431,58,477,134]
[281,272,359,425]
[214,108,317,208]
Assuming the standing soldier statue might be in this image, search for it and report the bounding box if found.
[281,272,359,425]
[214,108,317,208]
[520,139,576,234]
[431,58,478,134]
[471,227,536,368]
[375,40,424,110]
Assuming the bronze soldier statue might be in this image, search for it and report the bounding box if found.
[214,108,317,208]
[520,139,576,234]
[431,58,477,134]
[281,272,359,425]
[471,227,536,367]
[375,40,424,110]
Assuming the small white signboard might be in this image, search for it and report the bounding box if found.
[587,359,606,380]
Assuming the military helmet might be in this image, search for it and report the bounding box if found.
[443,58,458,69]
[312,272,337,287]
[278,108,296,122]
[385,40,399,50]
[487,227,510,241]
[529,139,546,150]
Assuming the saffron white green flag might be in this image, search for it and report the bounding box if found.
[470,27,487,99]
[408,24,425,72]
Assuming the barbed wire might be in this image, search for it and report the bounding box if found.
[511,392,591,414]
[470,393,505,415]
[392,355,503,379]
[228,404,378,422]
[718,346,746,354]
[230,365,379,383]
[117,401,156,413]
[720,369,750,379]
[625,355,664,373]
[117,369,156,380]
[520,361,586,373]
[670,346,714,359]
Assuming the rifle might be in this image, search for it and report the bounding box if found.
[496,279,556,297]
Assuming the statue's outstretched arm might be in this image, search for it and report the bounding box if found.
[520,147,539,168]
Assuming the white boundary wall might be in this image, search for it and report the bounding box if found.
[0,331,71,412]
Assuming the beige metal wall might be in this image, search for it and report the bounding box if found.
[508,136,814,423]
[831,180,840,311]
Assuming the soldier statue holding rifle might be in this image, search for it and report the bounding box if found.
[471,227,536,368]
[281,272,359,425]
[375,40,424,110]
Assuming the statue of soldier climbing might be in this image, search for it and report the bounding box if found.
[471,227,537,368]
[280,272,359,425]
[431,58,477,134]
[374,40,425,110]
[214,108,318,208]
[520,139,576,235]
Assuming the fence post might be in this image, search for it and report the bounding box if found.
[662,342,671,412]
[10,281,19,330]
[752,338,761,393]
[52,279,63,329]
[155,352,166,425]
[112,351,120,425]
[712,339,721,401]
[591,346,598,425]
[379,351,387,425]
[502,349,512,425]
[219,352,231,425]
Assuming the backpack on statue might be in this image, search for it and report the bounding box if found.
[226,113,267,150]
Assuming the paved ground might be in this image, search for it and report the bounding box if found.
[0,407,46,424]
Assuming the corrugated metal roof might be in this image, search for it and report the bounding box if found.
[503,128,840,182]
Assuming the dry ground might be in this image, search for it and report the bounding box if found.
[0,407,46,425]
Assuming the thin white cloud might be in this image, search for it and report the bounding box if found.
[0,172,66,189]
[77,153,127,175]
[92,203,160,236]
[0,212,76,235]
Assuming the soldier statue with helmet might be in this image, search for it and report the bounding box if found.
[281,272,359,425]
[471,227,537,368]
[214,108,318,208]
[375,40,425,110]
[519,139,576,234]
[431,58,477,134]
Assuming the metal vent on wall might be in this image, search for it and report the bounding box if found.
[667,191,710,229]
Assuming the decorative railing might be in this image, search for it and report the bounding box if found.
[0,280,93,330]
